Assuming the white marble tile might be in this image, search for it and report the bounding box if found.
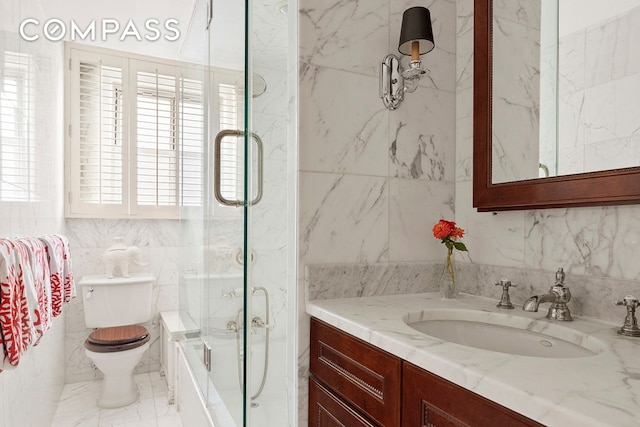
[559,30,586,95]
[454,181,526,268]
[583,74,640,145]
[299,65,389,176]
[306,262,442,300]
[299,172,389,264]
[389,87,455,181]
[157,413,183,427]
[252,68,288,117]
[585,12,624,88]
[98,396,156,425]
[584,135,640,173]
[558,89,585,152]
[456,0,474,92]
[389,179,454,262]
[253,115,288,162]
[53,375,182,427]
[149,246,180,286]
[493,0,541,28]
[52,408,100,427]
[299,0,389,77]
[455,86,473,182]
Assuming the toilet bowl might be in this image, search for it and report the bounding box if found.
[79,273,155,408]
[84,325,151,407]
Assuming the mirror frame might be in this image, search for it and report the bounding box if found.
[473,0,640,211]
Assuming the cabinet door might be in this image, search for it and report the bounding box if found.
[309,377,378,427]
[402,362,544,427]
[310,318,401,427]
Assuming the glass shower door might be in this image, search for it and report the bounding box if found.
[180,0,292,425]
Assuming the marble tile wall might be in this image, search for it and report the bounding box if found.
[558,5,640,175]
[0,0,66,425]
[491,1,541,183]
[306,262,442,301]
[64,218,181,383]
[298,0,457,424]
[455,0,640,319]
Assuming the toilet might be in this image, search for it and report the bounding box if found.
[79,273,155,408]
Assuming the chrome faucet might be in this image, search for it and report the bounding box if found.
[522,268,572,321]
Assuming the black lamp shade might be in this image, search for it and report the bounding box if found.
[398,7,435,56]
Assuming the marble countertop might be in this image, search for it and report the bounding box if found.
[306,293,640,427]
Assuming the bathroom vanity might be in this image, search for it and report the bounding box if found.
[307,293,640,426]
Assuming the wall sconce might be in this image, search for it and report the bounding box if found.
[380,6,435,110]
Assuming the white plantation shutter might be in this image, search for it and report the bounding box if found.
[66,44,236,218]
[179,76,204,207]
[133,63,179,216]
[68,49,128,216]
[0,51,36,201]
[218,82,242,203]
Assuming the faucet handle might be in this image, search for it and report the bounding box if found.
[614,295,640,308]
[614,295,640,337]
[495,278,516,289]
[495,278,516,309]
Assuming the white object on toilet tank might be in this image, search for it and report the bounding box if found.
[79,273,155,328]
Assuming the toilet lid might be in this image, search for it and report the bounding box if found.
[88,325,149,346]
[85,325,150,353]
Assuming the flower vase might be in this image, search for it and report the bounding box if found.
[440,250,459,299]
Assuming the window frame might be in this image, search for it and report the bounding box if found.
[64,43,242,219]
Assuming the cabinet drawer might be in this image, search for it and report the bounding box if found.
[402,362,544,427]
[310,318,401,427]
[309,377,378,427]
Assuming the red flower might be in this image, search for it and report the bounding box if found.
[432,219,465,241]
[433,219,469,284]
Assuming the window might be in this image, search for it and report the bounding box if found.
[66,44,241,218]
[0,51,36,201]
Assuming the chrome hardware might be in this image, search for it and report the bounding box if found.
[203,340,212,372]
[251,316,265,328]
[522,267,572,321]
[614,295,640,337]
[494,278,516,309]
[380,55,404,110]
[213,129,263,207]
[226,320,238,332]
[85,287,94,300]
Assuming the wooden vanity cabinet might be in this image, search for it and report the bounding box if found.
[402,362,544,427]
[309,377,378,427]
[309,317,544,427]
[309,318,402,426]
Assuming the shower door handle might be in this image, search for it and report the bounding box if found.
[213,129,263,207]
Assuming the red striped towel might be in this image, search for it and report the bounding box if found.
[18,237,52,343]
[37,235,64,317]
[0,239,34,370]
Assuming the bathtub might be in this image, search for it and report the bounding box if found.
[177,333,288,427]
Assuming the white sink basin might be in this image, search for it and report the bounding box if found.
[404,309,606,358]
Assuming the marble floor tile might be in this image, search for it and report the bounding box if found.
[52,371,183,427]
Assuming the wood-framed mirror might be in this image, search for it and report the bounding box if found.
[473,0,640,211]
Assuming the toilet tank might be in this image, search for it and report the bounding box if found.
[79,273,155,328]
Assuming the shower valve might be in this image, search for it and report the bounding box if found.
[226,320,238,332]
[251,316,265,328]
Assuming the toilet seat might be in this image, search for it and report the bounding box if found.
[84,325,150,353]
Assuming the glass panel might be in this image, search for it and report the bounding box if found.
[244,0,292,425]
[179,0,295,425]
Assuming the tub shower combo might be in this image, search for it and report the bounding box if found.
[173,0,295,425]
